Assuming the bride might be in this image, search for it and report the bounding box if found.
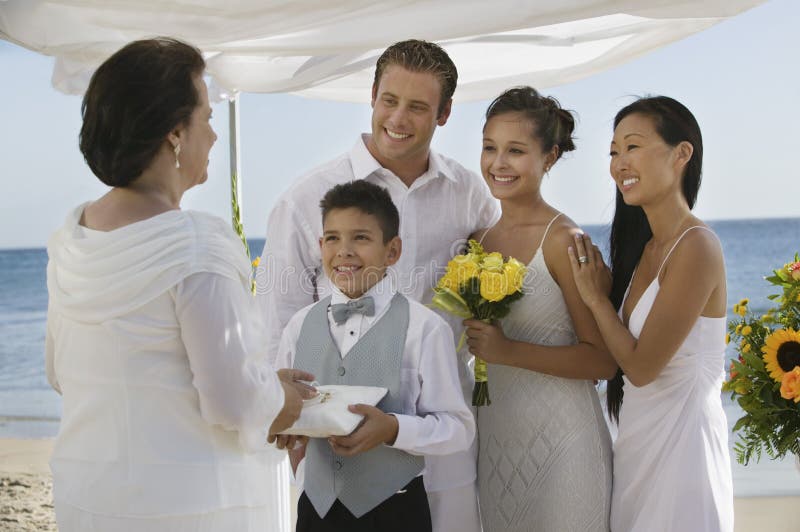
[464,86,614,532]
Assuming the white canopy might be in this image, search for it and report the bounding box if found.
[0,0,764,102]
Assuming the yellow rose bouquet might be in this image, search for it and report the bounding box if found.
[431,239,526,406]
[723,253,800,465]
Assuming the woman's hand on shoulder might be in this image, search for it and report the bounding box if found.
[564,231,611,310]
[546,222,618,380]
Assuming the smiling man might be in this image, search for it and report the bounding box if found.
[258,39,498,532]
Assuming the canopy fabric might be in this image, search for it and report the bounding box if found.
[0,0,764,102]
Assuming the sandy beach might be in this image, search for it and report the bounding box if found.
[0,438,55,531]
[1,437,798,531]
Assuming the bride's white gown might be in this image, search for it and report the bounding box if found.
[612,226,733,531]
[477,215,612,532]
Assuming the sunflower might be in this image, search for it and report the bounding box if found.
[762,328,800,383]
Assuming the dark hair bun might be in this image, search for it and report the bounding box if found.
[485,86,577,162]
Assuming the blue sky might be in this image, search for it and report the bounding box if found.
[0,0,798,249]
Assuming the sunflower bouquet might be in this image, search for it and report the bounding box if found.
[723,254,800,465]
[431,239,526,406]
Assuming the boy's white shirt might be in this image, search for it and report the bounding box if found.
[276,275,475,486]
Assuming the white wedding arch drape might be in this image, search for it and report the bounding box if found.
[0,0,766,222]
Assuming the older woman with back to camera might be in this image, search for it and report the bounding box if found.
[45,38,314,531]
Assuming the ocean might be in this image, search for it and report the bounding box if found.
[1,218,799,496]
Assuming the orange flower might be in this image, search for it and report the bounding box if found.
[779,367,800,403]
[729,355,744,380]
[729,360,739,380]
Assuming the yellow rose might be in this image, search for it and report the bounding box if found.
[780,367,800,403]
[741,325,752,336]
[739,298,749,307]
[733,304,740,315]
[742,343,751,354]
[480,252,505,273]
[503,258,526,293]
[735,324,742,334]
[737,305,747,317]
[448,255,480,284]
[480,270,508,302]
[437,271,459,292]
[725,333,730,345]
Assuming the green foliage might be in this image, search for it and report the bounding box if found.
[724,254,800,465]
[230,172,256,293]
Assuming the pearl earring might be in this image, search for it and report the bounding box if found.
[174,144,181,169]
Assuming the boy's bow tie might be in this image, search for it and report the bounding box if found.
[330,297,375,324]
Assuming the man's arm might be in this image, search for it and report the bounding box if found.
[257,197,321,364]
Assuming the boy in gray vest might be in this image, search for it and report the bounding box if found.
[274,181,474,532]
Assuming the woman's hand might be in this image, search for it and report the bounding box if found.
[267,369,317,441]
[463,319,511,364]
[568,233,611,310]
[277,368,318,399]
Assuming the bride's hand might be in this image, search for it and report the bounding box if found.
[463,319,510,364]
[568,233,611,310]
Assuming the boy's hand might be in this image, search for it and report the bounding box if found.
[327,405,399,457]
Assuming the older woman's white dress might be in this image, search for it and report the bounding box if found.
[612,227,733,531]
[46,204,290,531]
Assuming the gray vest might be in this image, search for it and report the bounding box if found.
[294,293,424,518]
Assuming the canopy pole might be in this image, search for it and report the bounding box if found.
[229,93,242,229]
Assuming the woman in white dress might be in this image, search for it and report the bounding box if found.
[464,87,615,532]
[45,38,314,531]
[569,96,733,531]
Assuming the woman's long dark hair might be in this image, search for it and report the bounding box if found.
[606,96,703,422]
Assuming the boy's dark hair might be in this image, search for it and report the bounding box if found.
[80,37,205,187]
[320,181,400,242]
[373,39,457,117]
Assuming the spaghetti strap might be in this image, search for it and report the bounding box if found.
[537,213,563,251]
[655,226,714,279]
[479,212,562,250]
[477,226,492,246]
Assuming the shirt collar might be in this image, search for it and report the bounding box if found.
[329,274,396,320]
[349,133,458,184]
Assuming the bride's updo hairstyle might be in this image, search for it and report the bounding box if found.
[606,96,704,422]
[484,86,576,162]
[79,38,205,187]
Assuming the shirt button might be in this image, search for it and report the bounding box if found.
[337,367,346,376]
[349,331,355,336]
[335,460,343,471]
